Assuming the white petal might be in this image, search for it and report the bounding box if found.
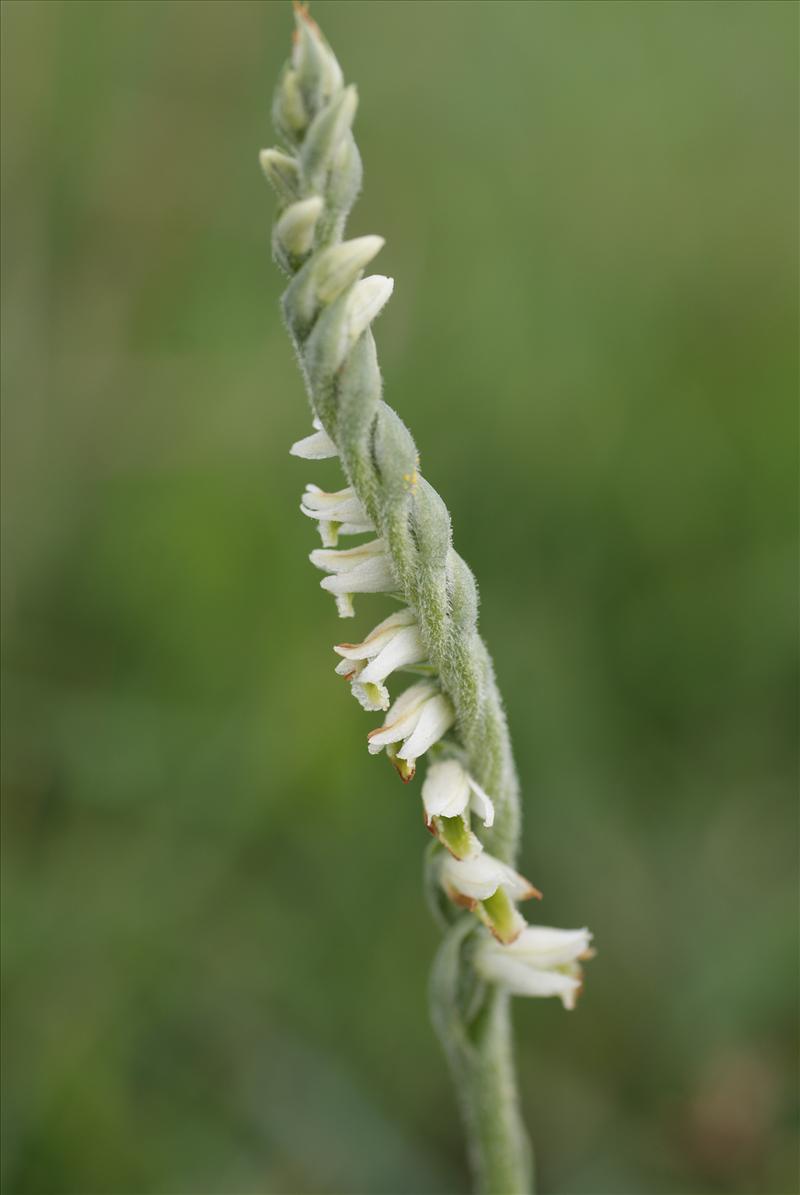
[320,555,396,595]
[333,608,416,662]
[335,657,362,679]
[358,625,426,684]
[422,759,471,821]
[441,852,497,902]
[467,776,495,828]
[503,926,592,970]
[290,428,338,459]
[441,851,534,903]
[397,695,454,763]
[300,484,372,527]
[310,538,387,574]
[367,701,424,752]
[475,948,582,1008]
[337,275,393,360]
[366,680,436,753]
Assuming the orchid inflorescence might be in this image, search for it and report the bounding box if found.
[261,7,592,1189]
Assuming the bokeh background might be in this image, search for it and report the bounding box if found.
[2,2,797,1193]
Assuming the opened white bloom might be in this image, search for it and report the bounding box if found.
[367,680,455,779]
[474,925,593,1011]
[441,850,538,906]
[334,607,426,711]
[290,416,339,460]
[300,483,374,547]
[309,537,397,618]
[441,849,540,944]
[422,759,495,829]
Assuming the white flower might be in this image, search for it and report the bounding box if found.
[290,416,338,460]
[422,759,495,829]
[300,483,374,547]
[333,608,426,711]
[440,850,538,906]
[367,680,454,778]
[474,925,594,1011]
[309,537,396,617]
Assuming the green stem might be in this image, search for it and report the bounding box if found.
[431,917,533,1195]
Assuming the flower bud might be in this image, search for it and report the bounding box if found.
[314,236,385,304]
[259,148,301,205]
[275,196,324,259]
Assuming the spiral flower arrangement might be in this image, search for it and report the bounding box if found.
[260,8,593,1191]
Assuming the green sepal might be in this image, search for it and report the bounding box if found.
[434,814,478,861]
[477,887,524,945]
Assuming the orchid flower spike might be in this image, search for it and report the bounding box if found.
[474,925,594,1011]
[309,537,397,618]
[367,680,455,780]
[266,8,594,1186]
[333,607,427,711]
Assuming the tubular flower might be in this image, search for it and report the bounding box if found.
[309,537,396,617]
[440,850,541,945]
[300,483,374,547]
[264,11,594,1186]
[422,758,495,829]
[334,607,426,711]
[473,926,594,1011]
[367,680,455,780]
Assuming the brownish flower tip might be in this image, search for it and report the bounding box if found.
[447,888,478,912]
[489,922,524,946]
[391,757,415,784]
[293,1,320,35]
[523,882,544,901]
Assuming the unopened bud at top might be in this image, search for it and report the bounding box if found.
[292,5,344,115]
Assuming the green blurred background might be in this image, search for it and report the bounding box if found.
[2,1,797,1192]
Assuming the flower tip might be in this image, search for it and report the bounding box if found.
[489,921,525,946]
